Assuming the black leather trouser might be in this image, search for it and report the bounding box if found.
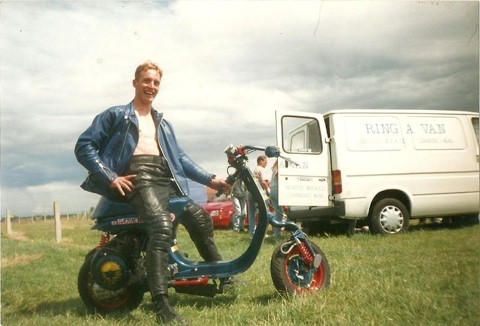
[181,201,222,262]
[126,155,173,297]
[126,155,222,297]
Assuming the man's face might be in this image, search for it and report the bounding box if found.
[260,159,267,167]
[133,69,161,106]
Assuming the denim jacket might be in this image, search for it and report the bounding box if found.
[74,101,214,200]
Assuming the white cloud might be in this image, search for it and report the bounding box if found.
[1,182,99,216]
[1,0,478,216]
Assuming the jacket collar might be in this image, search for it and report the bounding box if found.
[127,100,164,124]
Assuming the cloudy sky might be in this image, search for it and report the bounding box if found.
[1,1,478,217]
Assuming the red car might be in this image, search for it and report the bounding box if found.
[201,199,255,229]
[201,200,236,228]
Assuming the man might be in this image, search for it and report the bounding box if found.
[75,61,229,324]
[247,155,270,237]
[268,159,284,237]
[231,179,248,232]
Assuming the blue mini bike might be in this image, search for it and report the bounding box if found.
[78,145,330,313]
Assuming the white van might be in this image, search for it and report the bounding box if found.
[275,109,480,235]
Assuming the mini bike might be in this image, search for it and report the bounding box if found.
[78,145,331,313]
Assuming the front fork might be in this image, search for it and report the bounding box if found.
[281,229,322,269]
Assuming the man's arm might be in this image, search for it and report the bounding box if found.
[74,109,119,187]
[208,177,230,192]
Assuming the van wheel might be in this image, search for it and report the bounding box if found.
[370,198,409,235]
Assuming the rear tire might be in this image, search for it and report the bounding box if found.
[78,252,145,314]
[370,198,409,235]
[270,242,330,295]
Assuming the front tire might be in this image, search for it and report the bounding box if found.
[370,198,409,235]
[270,242,330,295]
[78,252,145,314]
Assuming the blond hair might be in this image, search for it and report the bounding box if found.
[134,61,163,80]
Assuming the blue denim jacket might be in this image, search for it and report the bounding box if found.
[75,101,214,199]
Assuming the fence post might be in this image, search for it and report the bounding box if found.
[54,201,62,243]
[6,210,12,235]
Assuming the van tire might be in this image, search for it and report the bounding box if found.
[369,198,409,235]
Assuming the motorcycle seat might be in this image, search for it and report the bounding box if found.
[92,197,136,219]
[92,196,191,220]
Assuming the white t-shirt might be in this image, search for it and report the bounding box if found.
[133,111,161,156]
[253,165,269,183]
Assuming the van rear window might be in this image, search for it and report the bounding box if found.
[345,115,467,151]
[346,116,404,151]
[472,117,479,145]
[409,117,466,150]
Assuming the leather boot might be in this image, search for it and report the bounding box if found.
[152,295,187,325]
[219,276,235,293]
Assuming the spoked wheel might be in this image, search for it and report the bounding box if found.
[78,252,145,314]
[270,242,330,295]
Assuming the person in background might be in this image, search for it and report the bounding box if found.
[248,155,270,237]
[231,179,248,232]
[268,159,285,238]
[75,61,230,324]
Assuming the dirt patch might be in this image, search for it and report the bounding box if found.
[2,254,42,267]
[4,231,29,241]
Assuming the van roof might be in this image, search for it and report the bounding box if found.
[324,109,478,117]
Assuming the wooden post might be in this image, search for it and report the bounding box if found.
[6,210,12,235]
[54,201,62,243]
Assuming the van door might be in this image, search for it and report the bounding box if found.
[275,111,332,207]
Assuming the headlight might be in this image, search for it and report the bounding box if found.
[210,210,220,217]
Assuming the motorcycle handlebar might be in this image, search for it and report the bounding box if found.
[216,144,281,197]
[224,144,281,158]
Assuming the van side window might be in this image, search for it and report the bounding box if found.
[282,116,322,154]
[472,117,479,145]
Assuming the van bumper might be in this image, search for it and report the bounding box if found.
[287,202,346,221]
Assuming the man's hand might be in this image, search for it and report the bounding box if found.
[110,175,137,196]
[208,177,231,193]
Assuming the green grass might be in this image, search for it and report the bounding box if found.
[1,219,479,325]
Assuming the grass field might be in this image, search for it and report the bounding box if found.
[1,218,479,326]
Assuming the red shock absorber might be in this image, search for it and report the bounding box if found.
[97,232,110,248]
[297,240,314,265]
